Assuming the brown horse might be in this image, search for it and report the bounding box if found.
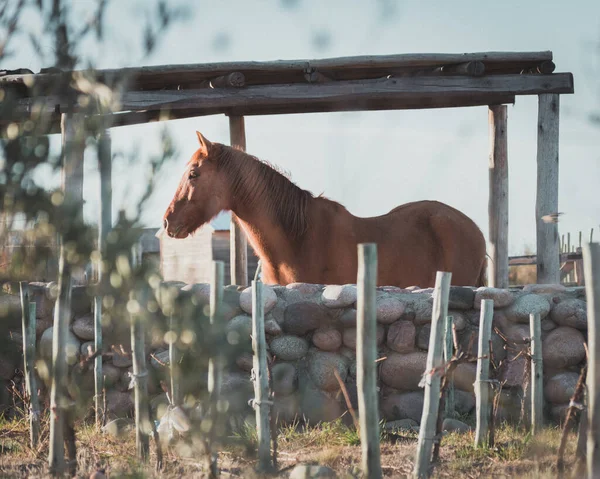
[163,131,487,288]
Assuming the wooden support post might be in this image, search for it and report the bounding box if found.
[413,271,452,479]
[536,93,560,284]
[584,242,600,478]
[49,112,84,476]
[444,315,455,419]
[20,283,40,448]
[228,116,248,286]
[475,299,494,447]
[575,247,585,286]
[488,104,509,288]
[207,261,224,478]
[252,279,272,472]
[94,130,111,427]
[356,243,382,479]
[529,312,543,434]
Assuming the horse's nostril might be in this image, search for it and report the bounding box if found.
[163,218,168,230]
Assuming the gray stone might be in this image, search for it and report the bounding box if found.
[286,282,323,296]
[541,319,558,332]
[72,314,95,340]
[283,302,329,335]
[289,465,336,479]
[448,287,476,310]
[454,390,476,415]
[544,371,580,404]
[312,328,342,351]
[235,353,253,372]
[523,284,567,294]
[227,315,252,341]
[550,403,569,423]
[308,351,348,391]
[0,353,18,380]
[442,418,472,433]
[321,285,357,308]
[270,336,309,361]
[264,318,283,336]
[376,296,405,324]
[272,362,298,396]
[383,418,419,431]
[380,352,427,391]
[102,363,123,387]
[500,351,528,387]
[28,282,55,319]
[112,349,132,368]
[80,341,95,357]
[504,294,550,323]
[102,417,134,437]
[474,287,514,309]
[339,308,356,327]
[273,394,300,424]
[39,327,80,366]
[550,299,587,330]
[150,349,170,369]
[543,327,586,369]
[451,363,476,393]
[299,381,343,424]
[449,312,467,331]
[381,391,424,422]
[221,373,253,413]
[387,320,416,353]
[71,285,92,317]
[105,390,134,418]
[240,285,277,314]
[416,325,430,350]
[342,326,384,350]
[412,298,433,325]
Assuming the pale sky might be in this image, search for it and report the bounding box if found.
[5,0,600,255]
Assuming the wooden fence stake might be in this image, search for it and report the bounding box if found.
[169,313,181,407]
[475,299,494,447]
[413,271,452,479]
[529,312,543,434]
[444,315,455,419]
[357,243,382,479]
[207,261,225,478]
[20,283,40,448]
[252,279,272,472]
[583,242,600,478]
[94,129,111,427]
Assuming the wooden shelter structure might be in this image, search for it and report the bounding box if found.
[0,50,574,288]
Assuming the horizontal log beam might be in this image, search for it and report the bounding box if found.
[9,73,572,122]
[0,51,555,92]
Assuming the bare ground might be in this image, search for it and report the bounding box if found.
[0,415,582,478]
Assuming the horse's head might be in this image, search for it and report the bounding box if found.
[163,131,229,238]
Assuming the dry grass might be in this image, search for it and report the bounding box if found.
[0,413,583,478]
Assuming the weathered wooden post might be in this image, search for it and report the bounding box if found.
[49,112,84,475]
[20,283,40,448]
[475,299,494,447]
[529,312,543,434]
[252,279,272,472]
[130,246,150,461]
[207,260,224,477]
[94,129,111,427]
[169,313,181,407]
[536,93,560,284]
[488,104,509,288]
[444,315,455,418]
[413,271,452,479]
[228,116,248,286]
[583,242,600,478]
[356,243,382,479]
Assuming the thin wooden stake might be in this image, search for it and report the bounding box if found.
[444,315,455,419]
[529,313,543,434]
[475,299,494,447]
[584,242,600,478]
[95,130,111,427]
[20,283,40,448]
[169,313,181,407]
[357,243,382,479]
[413,271,452,479]
[207,261,224,478]
[252,280,272,472]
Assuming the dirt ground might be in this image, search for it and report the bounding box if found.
[0,414,582,479]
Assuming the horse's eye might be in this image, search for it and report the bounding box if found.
[188,171,199,180]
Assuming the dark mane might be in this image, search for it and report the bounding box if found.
[217,146,313,240]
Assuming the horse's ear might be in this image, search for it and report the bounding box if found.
[196,131,212,156]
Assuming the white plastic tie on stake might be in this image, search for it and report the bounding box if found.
[127,370,148,390]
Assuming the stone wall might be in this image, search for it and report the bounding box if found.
[0,281,588,427]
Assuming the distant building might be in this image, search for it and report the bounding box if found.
[156,211,259,285]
